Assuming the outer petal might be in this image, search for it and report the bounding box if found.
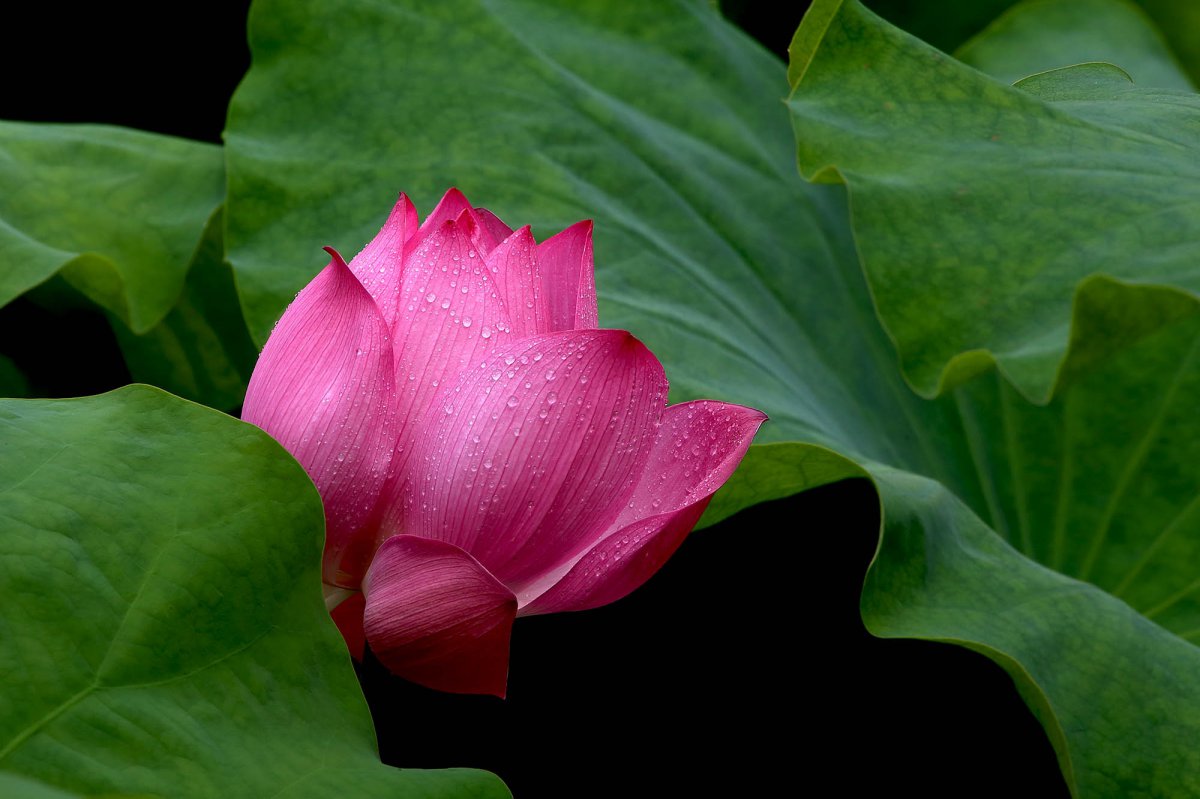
[405,329,668,586]
[537,220,598,330]
[362,535,516,697]
[518,400,766,615]
[347,193,419,327]
[242,249,396,587]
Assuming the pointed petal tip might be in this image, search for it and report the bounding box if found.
[602,328,667,384]
[322,245,349,267]
[386,192,420,225]
[542,218,593,243]
[715,399,769,425]
[452,207,479,235]
[509,224,536,244]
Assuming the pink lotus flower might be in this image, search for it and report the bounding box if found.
[242,189,765,697]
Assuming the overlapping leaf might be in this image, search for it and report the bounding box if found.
[0,386,508,798]
[0,123,223,332]
[0,124,256,408]
[956,0,1194,90]
[865,0,1200,84]
[791,0,1200,400]
[223,0,1200,794]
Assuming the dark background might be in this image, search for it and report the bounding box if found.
[1,2,1066,796]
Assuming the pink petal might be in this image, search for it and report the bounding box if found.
[538,220,598,330]
[485,226,546,337]
[611,400,767,529]
[346,193,420,328]
[330,591,366,660]
[404,329,668,587]
[389,213,515,446]
[242,249,396,587]
[363,535,516,697]
[414,188,500,255]
[474,207,515,244]
[518,400,766,615]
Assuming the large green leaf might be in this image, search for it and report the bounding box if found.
[789,0,1199,400]
[0,385,508,798]
[955,0,1194,90]
[225,0,960,492]
[0,123,224,333]
[790,0,1200,792]
[223,0,1200,792]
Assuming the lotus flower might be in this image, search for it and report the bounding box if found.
[242,189,765,697]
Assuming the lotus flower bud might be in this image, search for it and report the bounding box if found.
[243,189,765,696]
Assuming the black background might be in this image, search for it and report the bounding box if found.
[1,2,1067,796]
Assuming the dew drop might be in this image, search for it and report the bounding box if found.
[506,396,520,408]
[440,298,451,309]
[462,317,473,328]
[425,292,437,303]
